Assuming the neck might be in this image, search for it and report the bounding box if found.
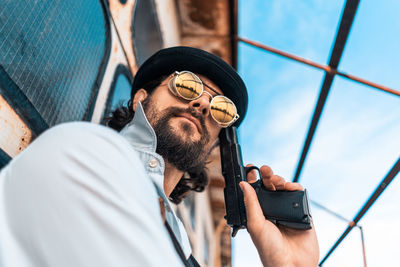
[163,160,184,197]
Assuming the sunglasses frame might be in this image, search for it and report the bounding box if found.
[167,71,239,127]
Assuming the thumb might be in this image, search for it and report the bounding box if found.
[239,181,265,231]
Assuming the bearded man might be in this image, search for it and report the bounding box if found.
[0,47,318,267]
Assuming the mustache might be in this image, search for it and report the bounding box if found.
[167,106,207,132]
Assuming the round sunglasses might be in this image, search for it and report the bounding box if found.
[167,71,239,127]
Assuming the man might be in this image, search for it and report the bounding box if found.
[0,47,318,266]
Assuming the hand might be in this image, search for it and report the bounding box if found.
[240,165,319,267]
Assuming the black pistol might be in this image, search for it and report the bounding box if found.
[219,127,312,237]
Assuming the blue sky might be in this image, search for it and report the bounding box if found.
[233,1,400,266]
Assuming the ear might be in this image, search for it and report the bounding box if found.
[132,89,148,112]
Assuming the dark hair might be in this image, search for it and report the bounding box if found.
[169,166,208,204]
[104,76,167,131]
[104,75,209,204]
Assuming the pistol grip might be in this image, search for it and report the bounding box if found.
[251,183,312,230]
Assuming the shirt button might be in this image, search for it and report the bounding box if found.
[149,159,158,168]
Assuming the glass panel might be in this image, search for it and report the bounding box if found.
[132,0,163,65]
[109,73,132,113]
[238,43,324,179]
[339,0,400,89]
[0,0,108,126]
[300,77,400,264]
[238,0,345,64]
[359,173,400,266]
[323,226,365,267]
[236,1,399,266]
[301,77,400,219]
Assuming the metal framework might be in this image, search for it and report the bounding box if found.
[320,157,400,265]
[293,0,361,184]
[237,0,400,265]
[310,199,368,267]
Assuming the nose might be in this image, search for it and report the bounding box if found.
[189,92,212,117]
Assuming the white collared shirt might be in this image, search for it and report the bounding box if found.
[0,103,189,267]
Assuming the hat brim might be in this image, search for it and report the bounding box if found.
[132,46,248,127]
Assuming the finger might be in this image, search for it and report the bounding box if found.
[239,182,265,229]
[259,165,275,191]
[284,182,304,191]
[245,164,258,184]
[269,175,286,190]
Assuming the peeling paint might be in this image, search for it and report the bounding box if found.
[0,94,32,157]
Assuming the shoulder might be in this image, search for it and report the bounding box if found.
[40,121,124,147]
[9,121,148,190]
[5,121,160,229]
[31,122,138,165]
[1,123,183,266]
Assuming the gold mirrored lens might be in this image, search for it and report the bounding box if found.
[210,96,238,125]
[174,72,203,100]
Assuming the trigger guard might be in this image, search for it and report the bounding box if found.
[245,166,260,174]
[245,166,262,184]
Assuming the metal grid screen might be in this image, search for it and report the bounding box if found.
[0,0,108,126]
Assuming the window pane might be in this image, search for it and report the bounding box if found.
[238,43,324,179]
[238,0,345,63]
[110,73,132,112]
[301,77,400,219]
[339,0,400,89]
[301,77,400,263]
[0,0,108,125]
[132,0,163,65]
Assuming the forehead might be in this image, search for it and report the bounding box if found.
[196,74,224,96]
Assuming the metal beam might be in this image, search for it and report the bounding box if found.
[311,199,368,266]
[230,0,239,70]
[293,0,361,182]
[319,156,400,265]
[237,37,400,97]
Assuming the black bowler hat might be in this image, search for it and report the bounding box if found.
[132,46,248,126]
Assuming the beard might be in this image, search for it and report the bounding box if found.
[142,98,212,172]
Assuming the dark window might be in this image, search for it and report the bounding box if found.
[0,148,11,169]
[0,0,110,126]
[183,193,196,230]
[103,65,133,118]
[132,0,163,65]
[203,232,209,265]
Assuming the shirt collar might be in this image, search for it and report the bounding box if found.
[119,102,157,152]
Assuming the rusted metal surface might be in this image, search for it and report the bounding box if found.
[178,0,229,34]
[0,94,32,157]
[182,36,232,64]
[238,36,400,97]
[178,0,233,65]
